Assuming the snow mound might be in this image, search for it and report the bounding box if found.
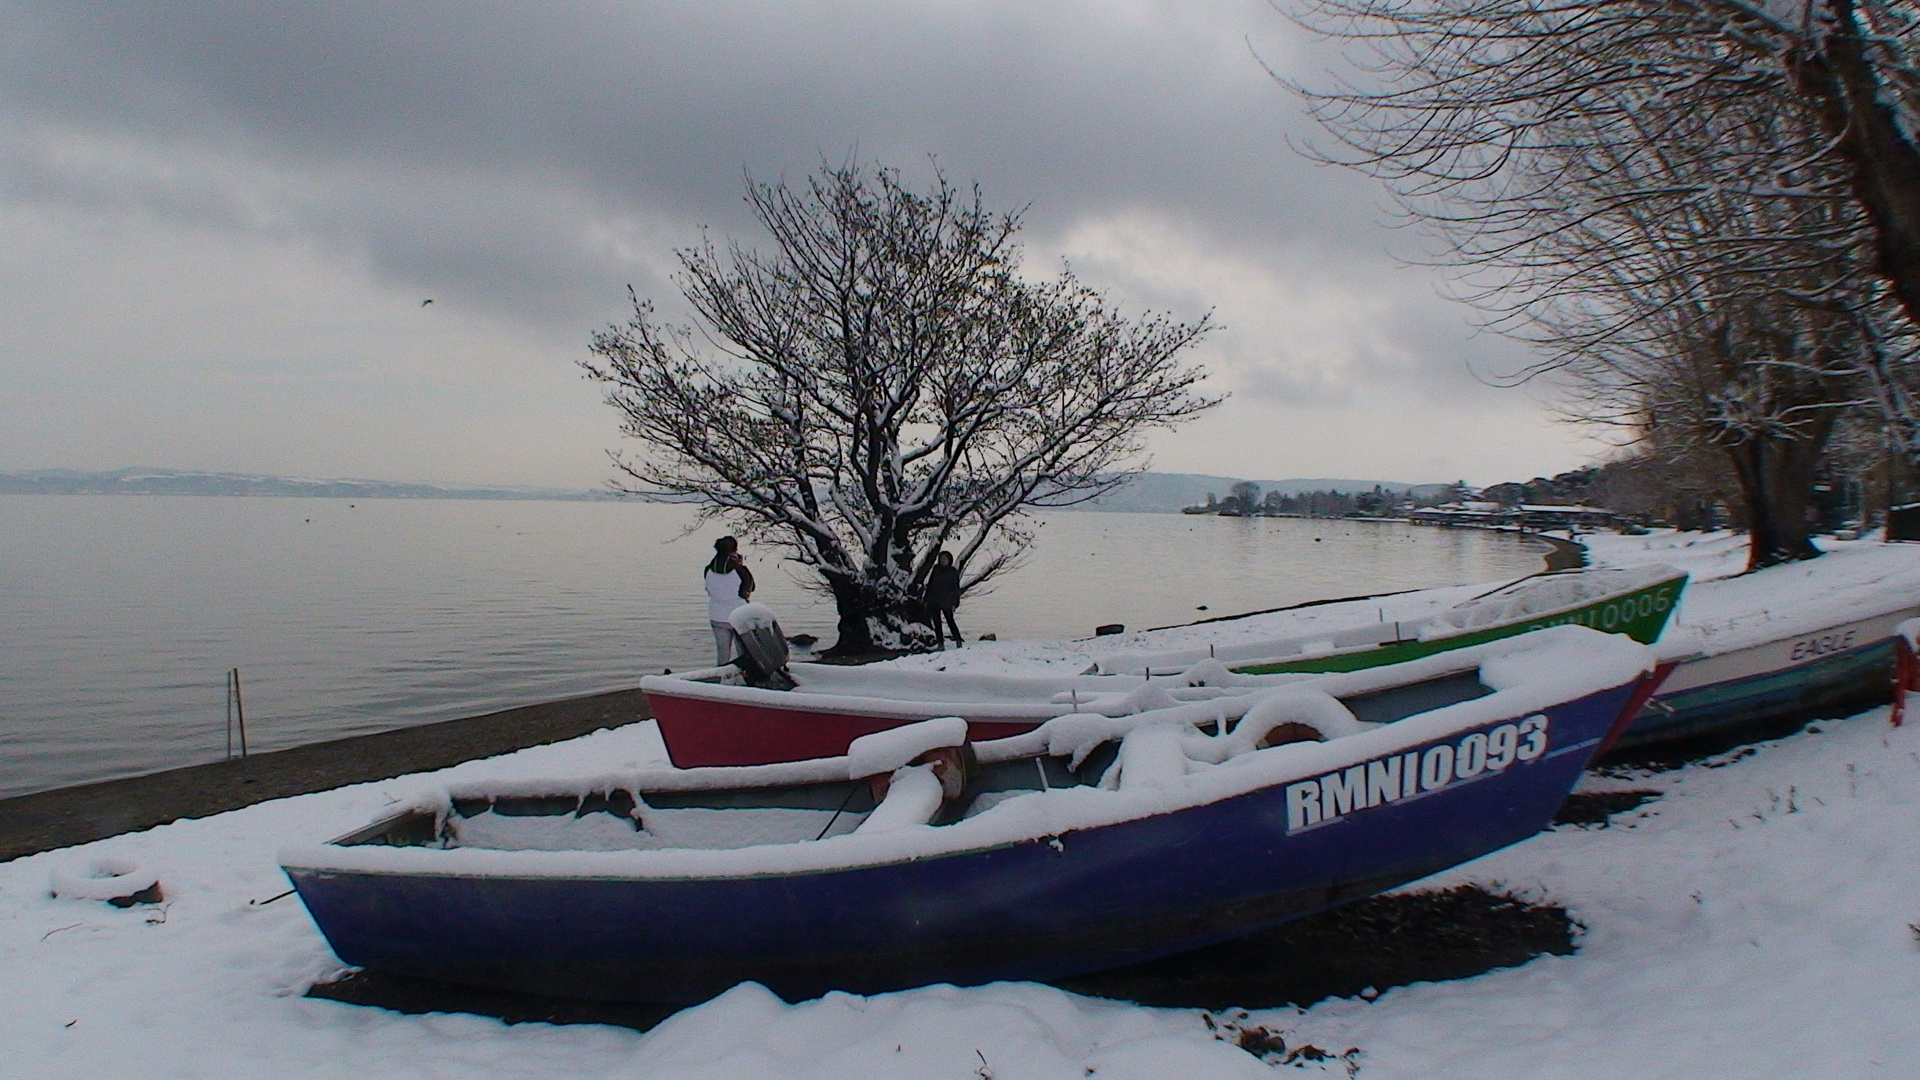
[728,603,781,633]
[48,856,159,902]
[845,716,968,778]
[852,765,944,834]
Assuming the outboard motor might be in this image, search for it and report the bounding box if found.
[727,603,796,690]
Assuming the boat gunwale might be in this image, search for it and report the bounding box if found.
[1658,596,1920,669]
[1225,567,1687,674]
[288,722,1617,887]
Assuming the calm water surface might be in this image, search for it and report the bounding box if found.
[0,496,1545,797]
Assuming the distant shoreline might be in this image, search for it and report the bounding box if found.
[0,470,617,502]
[0,468,1447,512]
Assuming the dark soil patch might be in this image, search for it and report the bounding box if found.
[1050,885,1578,1010]
[1552,789,1661,827]
[1204,1014,1361,1073]
[809,648,915,665]
[1597,712,1836,774]
[308,970,684,1031]
[1528,532,1588,571]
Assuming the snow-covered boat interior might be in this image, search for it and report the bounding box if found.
[331,666,1496,856]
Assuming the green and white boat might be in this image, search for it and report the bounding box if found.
[1094,564,1688,676]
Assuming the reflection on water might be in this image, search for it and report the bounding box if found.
[0,496,1545,797]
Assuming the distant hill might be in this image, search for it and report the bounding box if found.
[0,467,1448,511]
[1074,473,1448,514]
[0,468,616,501]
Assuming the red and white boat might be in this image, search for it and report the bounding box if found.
[641,663,1243,768]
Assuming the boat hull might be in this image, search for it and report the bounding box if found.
[648,693,1040,768]
[1618,604,1920,747]
[287,680,1640,1004]
[1234,573,1684,675]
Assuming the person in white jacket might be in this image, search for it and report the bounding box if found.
[703,535,756,665]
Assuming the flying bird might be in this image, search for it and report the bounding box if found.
[419,299,434,307]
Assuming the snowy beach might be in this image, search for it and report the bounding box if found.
[6,532,1920,1078]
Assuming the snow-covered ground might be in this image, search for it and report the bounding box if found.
[5,699,1916,1078]
[6,531,1920,1079]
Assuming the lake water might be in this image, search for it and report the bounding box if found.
[0,496,1547,798]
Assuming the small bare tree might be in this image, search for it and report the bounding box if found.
[584,163,1217,653]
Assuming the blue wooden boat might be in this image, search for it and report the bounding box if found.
[1617,595,1920,748]
[281,626,1659,1004]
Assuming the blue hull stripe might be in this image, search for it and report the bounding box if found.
[1623,641,1892,747]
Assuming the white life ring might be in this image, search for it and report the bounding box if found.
[49,856,161,902]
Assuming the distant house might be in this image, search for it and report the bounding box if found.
[1409,502,1619,531]
[1407,502,1512,527]
[1514,504,1618,530]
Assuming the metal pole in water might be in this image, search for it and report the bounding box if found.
[230,668,248,758]
[225,672,234,760]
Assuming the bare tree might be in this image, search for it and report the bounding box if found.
[584,162,1217,653]
[1589,442,1740,530]
[1734,0,1920,321]
[1540,98,1876,563]
[1285,1,1920,319]
[1284,0,1920,567]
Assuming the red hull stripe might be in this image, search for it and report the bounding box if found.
[648,692,1041,768]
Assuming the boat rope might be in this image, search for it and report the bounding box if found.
[813,781,865,842]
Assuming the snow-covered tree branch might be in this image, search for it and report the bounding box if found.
[584,162,1217,652]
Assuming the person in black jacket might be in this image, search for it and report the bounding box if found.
[924,549,963,650]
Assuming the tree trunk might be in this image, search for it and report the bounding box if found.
[819,571,933,656]
[821,573,880,657]
[1720,431,1829,571]
[1792,0,1920,327]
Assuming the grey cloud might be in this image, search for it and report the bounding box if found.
[1235,362,1357,408]
[1,2,1384,293]
[0,0,1588,485]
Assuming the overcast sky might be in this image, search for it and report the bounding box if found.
[0,0,1604,489]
